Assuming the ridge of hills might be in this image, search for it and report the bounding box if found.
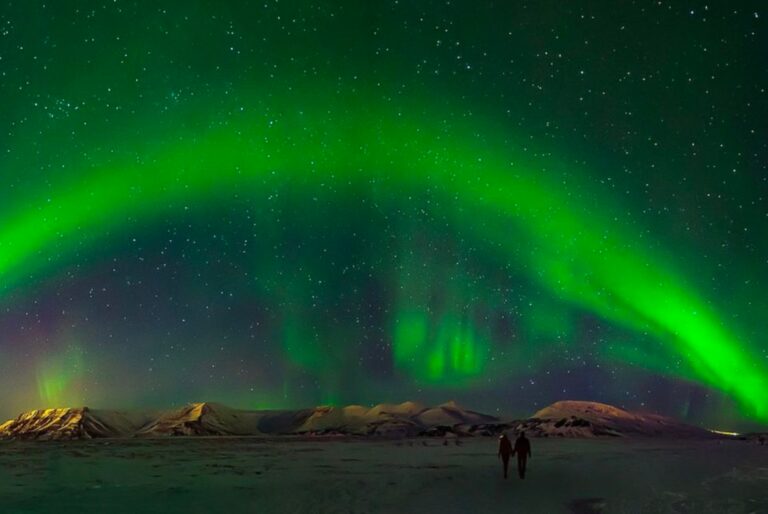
[0,400,724,441]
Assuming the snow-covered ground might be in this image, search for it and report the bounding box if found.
[0,437,766,513]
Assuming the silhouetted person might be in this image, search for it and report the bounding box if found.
[514,432,532,479]
[759,436,765,446]
[498,434,513,478]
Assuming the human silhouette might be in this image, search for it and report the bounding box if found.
[497,434,513,479]
[513,431,532,479]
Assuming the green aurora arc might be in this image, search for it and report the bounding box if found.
[0,90,766,420]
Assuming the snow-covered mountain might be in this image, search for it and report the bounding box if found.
[511,400,717,438]
[221,400,482,436]
[0,399,722,440]
[291,402,425,436]
[0,400,497,439]
[0,407,150,440]
[416,400,498,427]
[136,402,264,436]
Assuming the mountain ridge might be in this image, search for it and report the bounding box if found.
[0,407,151,440]
[0,400,725,441]
[518,400,717,438]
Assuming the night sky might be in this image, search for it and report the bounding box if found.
[0,1,766,430]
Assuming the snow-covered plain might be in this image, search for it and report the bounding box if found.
[0,437,766,513]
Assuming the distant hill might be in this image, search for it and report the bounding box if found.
[0,407,150,440]
[0,400,499,440]
[513,400,717,438]
[0,399,724,440]
[740,432,768,444]
[416,401,498,427]
[136,402,265,437]
[275,401,497,437]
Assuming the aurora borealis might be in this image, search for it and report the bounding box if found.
[0,2,766,429]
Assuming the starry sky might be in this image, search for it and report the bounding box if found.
[0,1,766,430]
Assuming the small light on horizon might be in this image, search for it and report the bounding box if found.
[709,429,740,437]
